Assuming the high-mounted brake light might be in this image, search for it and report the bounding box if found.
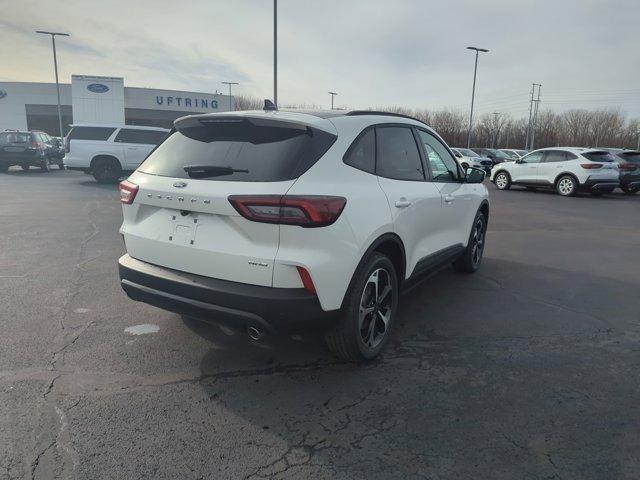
[228,195,346,227]
[119,180,139,204]
[580,163,602,169]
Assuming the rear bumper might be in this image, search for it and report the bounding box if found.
[118,254,338,334]
[582,178,619,192]
[0,152,43,166]
[620,174,640,189]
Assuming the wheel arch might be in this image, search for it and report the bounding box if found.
[478,199,490,223]
[554,171,579,186]
[90,154,122,171]
[340,233,407,309]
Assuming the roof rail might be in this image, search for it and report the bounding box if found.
[345,110,428,125]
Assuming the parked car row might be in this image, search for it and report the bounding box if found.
[0,130,65,172]
[490,147,639,196]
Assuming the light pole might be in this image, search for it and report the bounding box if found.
[36,30,70,140]
[328,91,337,109]
[637,130,640,151]
[221,82,238,111]
[466,46,489,148]
[492,112,500,148]
[273,0,278,107]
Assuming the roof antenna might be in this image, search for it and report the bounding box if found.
[263,99,278,111]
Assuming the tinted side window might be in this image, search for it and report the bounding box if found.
[521,151,543,163]
[376,127,424,181]
[68,127,116,141]
[543,151,566,163]
[343,129,375,174]
[115,129,167,145]
[416,130,459,182]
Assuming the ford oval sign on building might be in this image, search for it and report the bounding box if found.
[0,89,6,99]
[87,83,110,93]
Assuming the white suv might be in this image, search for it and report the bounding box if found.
[491,147,620,196]
[451,147,493,173]
[117,109,489,361]
[64,124,168,183]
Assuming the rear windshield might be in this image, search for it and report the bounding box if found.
[0,132,30,144]
[618,152,640,163]
[68,127,116,141]
[582,151,616,162]
[138,118,337,182]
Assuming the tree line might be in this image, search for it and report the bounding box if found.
[235,95,640,150]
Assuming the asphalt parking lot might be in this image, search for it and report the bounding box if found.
[1,168,639,480]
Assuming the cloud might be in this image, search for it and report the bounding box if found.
[2,0,639,117]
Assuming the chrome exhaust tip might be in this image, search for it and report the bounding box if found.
[247,326,264,341]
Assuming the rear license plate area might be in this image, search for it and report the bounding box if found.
[167,212,201,246]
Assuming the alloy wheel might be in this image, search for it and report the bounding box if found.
[558,177,574,195]
[495,173,508,189]
[358,268,393,349]
[471,217,486,266]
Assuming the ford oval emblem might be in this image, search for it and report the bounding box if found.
[173,181,187,188]
[0,89,6,99]
[87,83,109,93]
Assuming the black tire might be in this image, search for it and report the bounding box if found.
[453,211,487,274]
[325,253,398,362]
[58,163,65,170]
[92,157,122,183]
[40,159,50,172]
[555,174,577,196]
[621,185,638,195]
[494,171,511,190]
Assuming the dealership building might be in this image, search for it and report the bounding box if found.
[0,75,234,135]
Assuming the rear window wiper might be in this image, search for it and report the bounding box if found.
[183,165,249,179]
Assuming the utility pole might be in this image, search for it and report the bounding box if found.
[466,46,489,148]
[530,85,542,150]
[273,0,278,107]
[36,31,70,139]
[637,130,640,151]
[492,112,500,148]
[221,82,238,111]
[328,91,337,110]
[525,84,535,150]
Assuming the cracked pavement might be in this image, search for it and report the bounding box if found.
[1,169,639,479]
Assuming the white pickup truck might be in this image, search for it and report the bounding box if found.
[64,124,169,183]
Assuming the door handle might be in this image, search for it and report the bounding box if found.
[127,147,138,150]
[395,199,412,208]
[444,195,455,204]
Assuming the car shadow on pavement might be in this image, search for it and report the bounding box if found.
[183,258,639,479]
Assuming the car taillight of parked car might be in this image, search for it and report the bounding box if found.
[580,163,603,169]
[228,195,347,227]
[118,180,139,204]
[30,140,43,150]
[619,163,637,171]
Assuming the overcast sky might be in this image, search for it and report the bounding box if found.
[2,0,639,118]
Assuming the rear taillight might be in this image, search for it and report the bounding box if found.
[119,180,139,204]
[619,163,636,171]
[296,266,316,294]
[31,141,43,150]
[580,163,602,169]
[228,195,346,227]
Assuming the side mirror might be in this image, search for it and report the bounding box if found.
[515,159,524,164]
[454,152,462,158]
[465,167,486,184]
